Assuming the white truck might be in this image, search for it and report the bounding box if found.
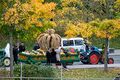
[61,37,86,52]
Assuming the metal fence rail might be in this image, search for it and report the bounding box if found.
[0,63,120,80]
[0,77,117,80]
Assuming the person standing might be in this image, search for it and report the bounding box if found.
[19,42,26,52]
[51,48,57,67]
[55,48,68,70]
[85,42,89,53]
[46,48,52,65]
[13,45,19,64]
[51,48,57,63]
[55,47,61,62]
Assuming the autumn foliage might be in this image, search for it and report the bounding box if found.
[65,22,93,39]
[90,19,120,39]
[2,0,56,30]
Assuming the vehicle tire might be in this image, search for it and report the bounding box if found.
[80,53,89,64]
[81,60,89,64]
[89,52,100,64]
[108,58,114,64]
[3,57,10,67]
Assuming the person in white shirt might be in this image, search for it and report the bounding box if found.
[55,47,68,70]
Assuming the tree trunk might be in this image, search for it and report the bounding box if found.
[10,32,13,77]
[104,38,108,71]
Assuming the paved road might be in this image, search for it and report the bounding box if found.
[110,49,120,55]
[106,49,120,64]
[67,64,120,69]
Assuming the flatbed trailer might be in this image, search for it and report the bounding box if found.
[18,51,80,64]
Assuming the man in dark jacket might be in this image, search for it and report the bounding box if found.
[13,45,19,64]
[19,43,26,52]
[46,48,52,65]
[51,48,57,64]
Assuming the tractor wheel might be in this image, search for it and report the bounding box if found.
[3,57,10,67]
[108,58,114,64]
[80,54,89,64]
[89,52,100,64]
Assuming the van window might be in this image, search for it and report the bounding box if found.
[63,40,74,46]
[75,40,83,46]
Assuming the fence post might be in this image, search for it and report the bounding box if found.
[60,63,63,80]
[20,62,22,80]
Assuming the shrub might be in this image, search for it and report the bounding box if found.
[14,64,60,80]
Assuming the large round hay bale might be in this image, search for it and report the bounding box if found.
[37,29,61,51]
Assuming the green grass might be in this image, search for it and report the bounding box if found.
[0,68,120,79]
[63,68,120,79]
[0,69,9,77]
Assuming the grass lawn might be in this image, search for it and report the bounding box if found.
[62,68,120,79]
[0,67,120,79]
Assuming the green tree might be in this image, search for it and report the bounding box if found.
[54,0,117,36]
[114,0,120,18]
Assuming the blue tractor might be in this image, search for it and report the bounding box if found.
[80,46,114,64]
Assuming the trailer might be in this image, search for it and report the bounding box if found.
[18,49,80,64]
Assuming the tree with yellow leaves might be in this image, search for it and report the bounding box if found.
[0,0,57,42]
[65,22,94,43]
[90,19,120,71]
[77,22,93,39]
[90,19,120,39]
[65,23,79,38]
[1,0,56,77]
[2,0,56,29]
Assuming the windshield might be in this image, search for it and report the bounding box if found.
[75,40,84,46]
[63,40,74,46]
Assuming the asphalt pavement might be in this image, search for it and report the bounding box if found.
[67,64,120,69]
[109,49,120,56]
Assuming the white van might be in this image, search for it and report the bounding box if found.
[61,37,86,51]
